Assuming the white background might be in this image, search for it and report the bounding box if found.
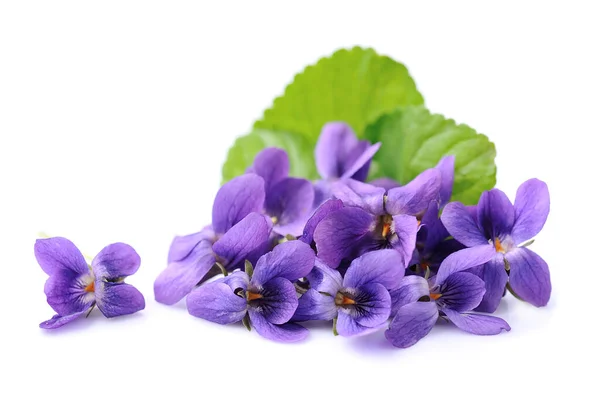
[1,1,597,418]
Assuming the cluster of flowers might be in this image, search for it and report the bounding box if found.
[36,122,550,348]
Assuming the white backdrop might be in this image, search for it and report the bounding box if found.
[1,1,597,418]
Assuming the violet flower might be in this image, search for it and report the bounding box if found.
[313,122,381,205]
[292,250,405,337]
[313,168,441,268]
[247,147,315,236]
[35,237,145,329]
[186,240,315,343]
[440,179,551,311]
[154,174,273,305]
[385,259,510,348]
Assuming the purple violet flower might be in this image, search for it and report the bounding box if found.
[313,122,381,205]
[313,168,442,269]
[35,237,145,329]
[186,240,315,343]
[154,174,273,305]
[440,178,551,311]
[385,259,511,348]
[247,147,315,237]
[292,250,405,337]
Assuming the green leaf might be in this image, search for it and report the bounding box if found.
[254,47,424,143]
[221,129,317,183]
[365,106,496,205]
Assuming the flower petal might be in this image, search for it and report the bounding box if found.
[95,281,145,318]
[249,311,308,343]
[475,254,509,313]
[300,198,344,245]
[390,214,419,268]
[330,179,385,215]
[385,168,441,216]
[39,305,93,329]
[335,311,375,337]
[251,240,315,286]
[436,155,455,206]
[343,249,405,290]
[211,174,266,235]
[187,273,250,325]
[385,301,438,348]
[442,308,511,335]
[390,275,430,316]
[310,259,343,296]
[250,277,299,324]
[505,247,551,307]
[437,272,485,312]
[441,202,488,247]
[92,243,141,281]
[154,241,216,305]
[167,227,215,263]
[267,177,315,237]
[315,122,358,180]
[314,207,375,268]
[511,178,550,244]
[34,237,88,277]
[247,147,289,191]
[213,212,272,271]
[477,189,515,240]
[370,177,401,190]
[292,289,337,322]
[352,282,392,328]
[435,244,496,285]
[341,142,381,181]
[44,272,94,316]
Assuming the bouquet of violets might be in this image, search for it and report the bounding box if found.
[36,47,550,349]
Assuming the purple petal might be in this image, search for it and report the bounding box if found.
[437,272,485,312]
[330,179,385,215]
[442,308,511,335]
[310,258,343,296]
[267,177,315,237]
[441,202,488,247]
[95,281,145,318]
[211,174,265,235]
[300,198,344,245]
[390,275,430,316]
[187,272,249,325]
[335,311,375,337]
[370,177,402,191]
[292,289,337,322]
[477,189,515,240]
[34,237,88,277]
[39,305,93,329]
[385,168,442,216]
[314,207,375,268]
[92,243,141,281]
[436,155,455,206]
[343,249,405,290]
[249,311,308,343]
[385,301,438,348]
[44,272,95,316]
[167,227,215,263]
[154,241,216,305]
[475,254,509,313]
[341,142,381,181]
[390,214,419,268]
[421,201,448,252]
[247,147,289,191]
[511,179,550,244]
[213,212,272,270]
[251,240,315,286]
[435,244,496,285]
[315,122,359,180]
[351,282,392,328]
[505,248,551,307]
[251,277,299,324]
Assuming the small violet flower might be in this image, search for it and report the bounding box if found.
[313,122,381,206]
[187,240,315,343]
[154,174,273,305]
[293,250,405,337]
[385,259,510,348]
[35,237,145,329]
[247,147,315,237]
[440,178,550,312]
